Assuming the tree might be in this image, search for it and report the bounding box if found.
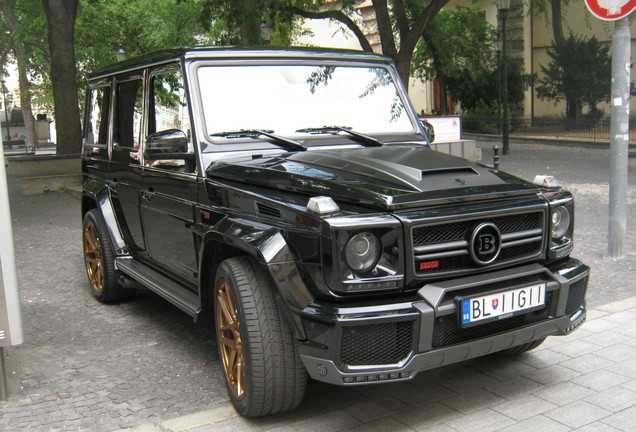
[412,6,496,114]
[272,0,451,87]
[42,0,82,155]
[0,0,42,149]
[76,0,206,80]
[536,34,611,119]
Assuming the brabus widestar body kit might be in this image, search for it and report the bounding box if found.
[81,47,589,417]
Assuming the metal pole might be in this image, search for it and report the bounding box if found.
[501,8,510,155]
[608,17,630,258]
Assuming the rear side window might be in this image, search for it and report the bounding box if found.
[114,78,143,150]
[85,86,110,146]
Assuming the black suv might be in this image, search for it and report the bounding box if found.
[81,47,589,417]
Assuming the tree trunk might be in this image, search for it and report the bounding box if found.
[0,1,38,148]
[239,0,258,45]
[41,0,82,155]
[372,0,450,88]
[16,48,38,148]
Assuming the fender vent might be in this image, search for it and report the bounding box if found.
[256,202,281,218]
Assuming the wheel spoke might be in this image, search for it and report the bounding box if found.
[216,278,244,400]
[83,219,104,292]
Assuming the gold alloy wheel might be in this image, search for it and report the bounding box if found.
[83,219,104,294]
[216,280,245,400]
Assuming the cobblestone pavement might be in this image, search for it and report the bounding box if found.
[1,141,635,431]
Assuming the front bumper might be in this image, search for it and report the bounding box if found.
[298,258,589,386]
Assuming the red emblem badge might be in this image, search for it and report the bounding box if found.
[492,299,499,310]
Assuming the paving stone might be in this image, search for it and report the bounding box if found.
[523,364,581,386]
[484,376,546,399]
[286,410,362,432]
[584,386,636,413]
[572,369,631,391]
[383,381,457,407]
[442,408,515,432]
[533,382,596,406]
[558,352,616,374]
[440,388,507,414]
[346,417,414,432]
[491,394,558,421]
[600,405,636,430]
[497,415,571,432]
[574,421,623,432]
[544,400,612,429]
[515,349,571,369]
[397,401,461,430]
[344,396,411,424]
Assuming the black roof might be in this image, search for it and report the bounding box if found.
[89,46,392,80]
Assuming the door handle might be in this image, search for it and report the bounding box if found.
[141,189,155,201]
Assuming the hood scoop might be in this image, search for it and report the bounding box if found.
[422,166,479,177]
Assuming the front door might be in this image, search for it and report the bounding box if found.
[140,65,200,285]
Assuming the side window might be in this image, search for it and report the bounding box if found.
[147,68,194,172]
[85,86,110,147]
[114,78,143,157]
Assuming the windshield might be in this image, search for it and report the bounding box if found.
[196,63,416,145]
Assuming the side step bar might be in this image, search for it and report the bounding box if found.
[115,257,201,320]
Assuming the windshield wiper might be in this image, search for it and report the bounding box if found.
[211,129,306,152]
[295,126,384,147]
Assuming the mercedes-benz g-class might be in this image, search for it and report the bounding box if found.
[81,47,589,417]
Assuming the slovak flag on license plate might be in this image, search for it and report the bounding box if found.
[492,299,499,310]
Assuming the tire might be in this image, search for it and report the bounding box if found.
[497,337,546,355]
[82,209,128,302]
[214,256,307,417]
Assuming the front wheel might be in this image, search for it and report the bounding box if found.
[214,256,307,417]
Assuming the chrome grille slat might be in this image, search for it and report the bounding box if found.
[411,208,546,277]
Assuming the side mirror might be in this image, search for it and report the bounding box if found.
[144,129,194,160]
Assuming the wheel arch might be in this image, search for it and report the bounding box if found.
[81,180,129,255]
[199,217,313,341]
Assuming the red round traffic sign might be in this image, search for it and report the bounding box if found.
[585,0,636,21]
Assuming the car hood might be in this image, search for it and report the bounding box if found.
[206,144,539,210]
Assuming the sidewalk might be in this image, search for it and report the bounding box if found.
[119,297,636,432]
[1,140,635,431]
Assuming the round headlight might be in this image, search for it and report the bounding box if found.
[551,206,571,239]
[345,232,380,273]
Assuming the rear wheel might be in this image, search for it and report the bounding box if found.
[82,209,128,302]
[497,338,546,355]
[214,256,307,417]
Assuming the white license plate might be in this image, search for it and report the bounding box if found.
[459,283,546,327]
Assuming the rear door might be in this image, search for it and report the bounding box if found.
[110,73,146,252]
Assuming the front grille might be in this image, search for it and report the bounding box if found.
[340,322,413,366]
[432,292,553,348]
[565,277,588,315]
[412,210,544,278]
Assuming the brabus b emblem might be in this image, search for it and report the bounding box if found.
[470,222,502,265]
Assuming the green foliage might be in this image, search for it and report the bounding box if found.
[412,6,530,114]
[412,6,496,83]
[451,59,531,112]
[536,33,611,119]
[76,0,206,78]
